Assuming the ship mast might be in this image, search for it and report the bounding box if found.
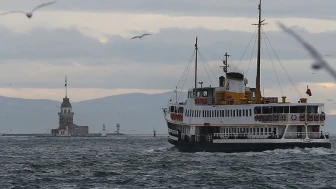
[194,37,198,89]
[255,0,265,104]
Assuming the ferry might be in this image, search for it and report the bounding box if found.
[162,0,331,152]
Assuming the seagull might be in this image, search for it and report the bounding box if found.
[0,1,55,18]
[130,34,151,40]
[277,22,336,80]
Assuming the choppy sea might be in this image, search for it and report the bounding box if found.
[0,136,335,189]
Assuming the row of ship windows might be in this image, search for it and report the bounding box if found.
[186,109,252,118]
[221,127,276,135]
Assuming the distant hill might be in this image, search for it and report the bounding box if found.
[0,92,335,134]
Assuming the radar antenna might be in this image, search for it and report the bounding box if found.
[220,52,230,73]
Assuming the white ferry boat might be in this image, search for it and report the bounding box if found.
[163,0,331,152]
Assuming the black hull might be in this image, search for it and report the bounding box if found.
[168,138,331,153]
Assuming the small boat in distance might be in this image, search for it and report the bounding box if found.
[153,127,156,137]
[101,124,107,137]
[162,0,330,152]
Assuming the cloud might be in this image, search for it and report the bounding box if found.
[2,0,336,20]
[0,25,335,91]
[1,25,336,63]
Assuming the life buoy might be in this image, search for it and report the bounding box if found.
[291,115,297,121]
[308,114,313,121]
[264,115,268,121]
[254,115,259,121]
[314,114,319,121]
[320,114,325,121]
[299,114,305,121]
[281,114,286,120]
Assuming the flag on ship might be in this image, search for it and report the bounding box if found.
[306,85,312,96]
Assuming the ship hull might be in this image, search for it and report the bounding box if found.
[168,137,331,152]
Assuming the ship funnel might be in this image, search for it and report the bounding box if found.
[300,98,307,103]
[281,96,286,103]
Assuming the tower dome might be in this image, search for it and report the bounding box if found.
[61,97,72,108]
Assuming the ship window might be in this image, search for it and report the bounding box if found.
[253,128,255,135]
[290,106,306,113]
[249,109,252,116]
[262,106,272,114]
[170,106,175,113]
[260,128,263,135]
[199,110,201,117]
[213,110,215,117]
[275,106,284,113]
[246,110,248,117]
[202,110,205,117]
[242,110,245,116]
[265,127,268,135]
[257,128,259,135]
[217,110,220,117]
[203,91,208,97]
[233,110,235,117]
[269,128,272,133]
[179,107,184,114]
[308,106,318,113]
[284,106,289,113]
[254,107,261,114]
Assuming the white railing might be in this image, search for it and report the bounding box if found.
[283,132,329,139]
[214,133,249,139]
[254,113,325,123]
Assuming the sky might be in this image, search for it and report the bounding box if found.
[0,0,336,112]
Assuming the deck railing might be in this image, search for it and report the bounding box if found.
[214,132,329,140]
[254,113,325,124]
[283,132,329,139]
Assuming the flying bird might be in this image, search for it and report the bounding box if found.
[130,34,151,40]
[0,1,55,18]
[277,22,336,80]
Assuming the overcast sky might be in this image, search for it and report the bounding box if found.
[0,0,336,113]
